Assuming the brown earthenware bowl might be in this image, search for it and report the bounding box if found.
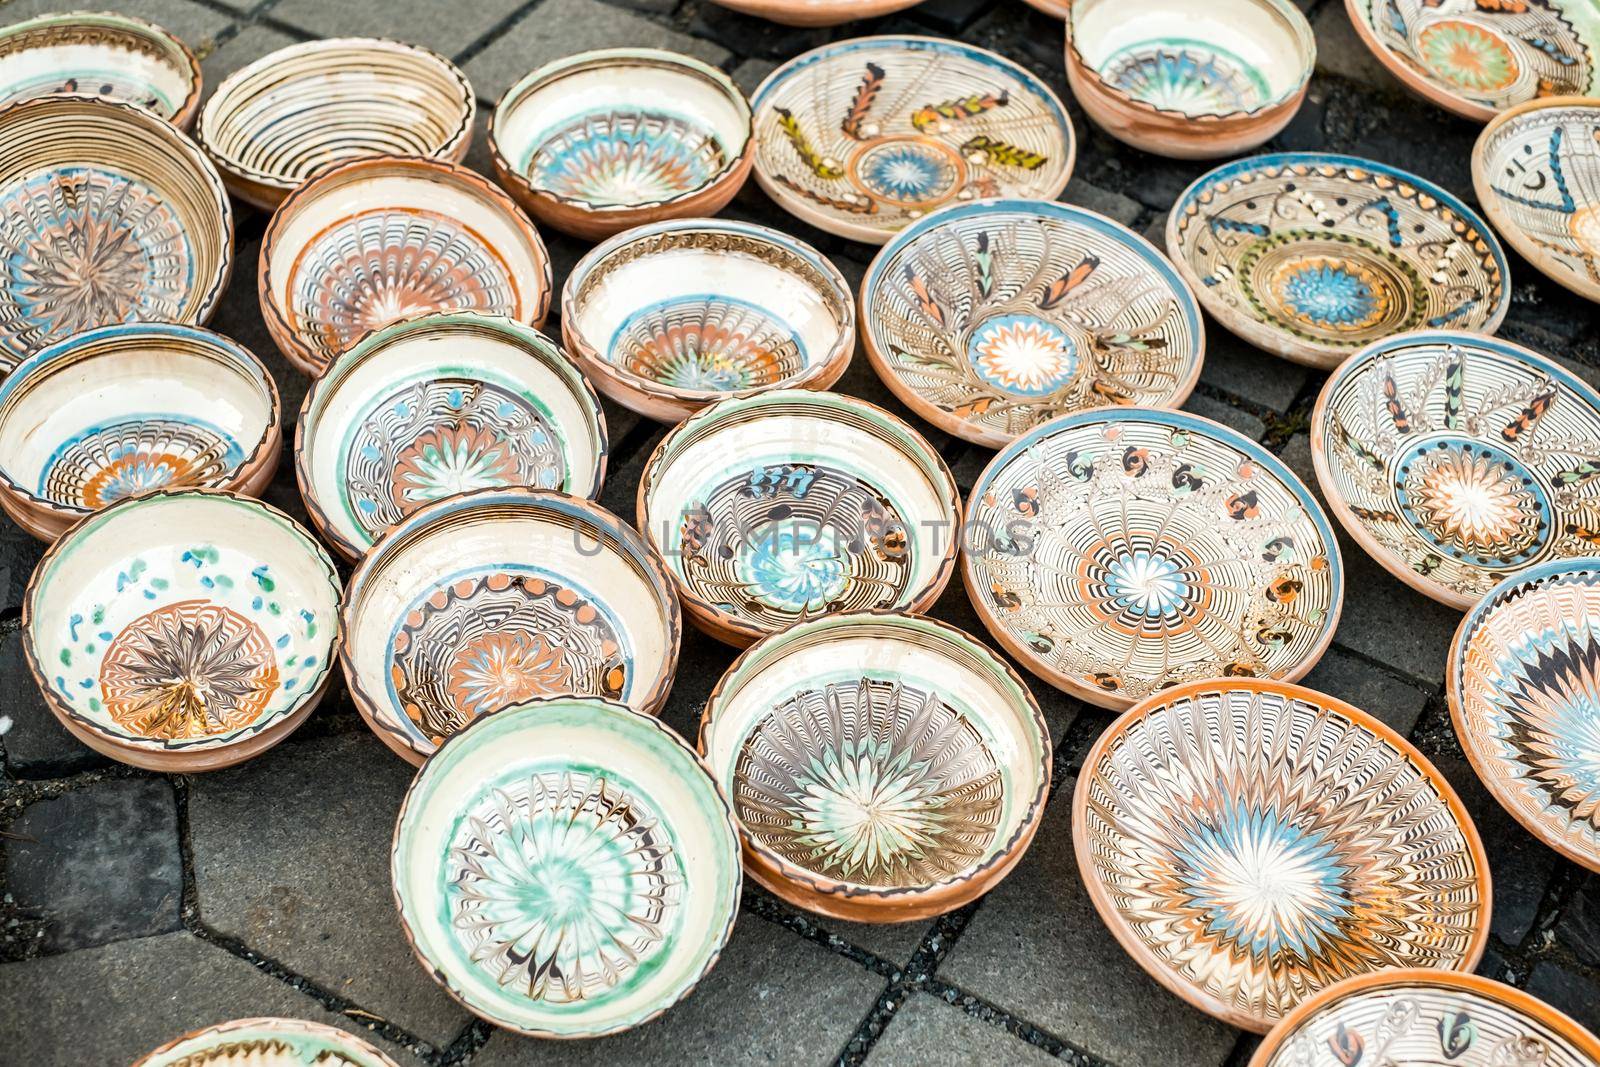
[134,1017,400,1067]
[704,0,920,27]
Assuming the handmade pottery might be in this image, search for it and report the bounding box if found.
[0,95,233,372]
[562,219,855,423]
[1075,678,1490,1033]
[698,611,1051,922]
[637,390,962,647]
[259,156,551,378]
[1474,96,1600,303]
[0,324,281,542]
[22,489,340,772]
[1169,153,1509,369]
[1250,969,1600,1066]
[1021,0,1070,16]
[1346,0,1600,122]
[133,1017,400,1067]
[297,312,606,560]
[964,408,1342,709]
[861,199,1205,447]
[490,49,754,240]
[0,11,202,128]
[750,37,1075,244]
[1065,0,1314,159]
[1311,330,1600,609]
[197,36,474,209]
[342,488,680,765]
[392,696,740,1037]
[1449,559,1600,872]
[703,0,920,26]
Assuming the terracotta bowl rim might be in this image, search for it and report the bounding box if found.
[132,1016,401,1067]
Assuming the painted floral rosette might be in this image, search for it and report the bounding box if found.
[1312,331,1600,609]
[133,1017,400,1067]
[391,696,741,1038]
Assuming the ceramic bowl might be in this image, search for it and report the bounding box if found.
[750,36,1075,244]
[0,11,202,128]
[1075,678,1490,1033]
[0,323,280,543]
[964,407,1342,709]
[1250,969,1600,1066]
[703,0,920,26]
[22,489,340,772]
[1021,0,1070,16]
[1449,559,1600,872]
[1065,0,1314,159]
[562,219,855,423]
[133,1017,400,1067]
[1168,152,1510,369]
[637,390,962,647]
[259,156,552,378]
[296,311,606,560]
[1311,330,1600,609]
[342,488,680,765]
[1474,96,1600,304]
[698,611,1051,922]
[1345,0,1600,122]
[0,95,233,372]
[392,695,740,1037]
[197,36,473,209]
[489,49,754,241]
[862,199,1205,447]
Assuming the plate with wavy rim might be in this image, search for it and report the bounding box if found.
[133,1017,400,1067]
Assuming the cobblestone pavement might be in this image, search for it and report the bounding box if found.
[2,0,1600,1064]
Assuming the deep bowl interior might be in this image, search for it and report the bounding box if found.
[0,13,196,120]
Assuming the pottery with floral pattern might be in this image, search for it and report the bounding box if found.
[133,1017,400,1067]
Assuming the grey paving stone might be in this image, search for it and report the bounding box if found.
[1061,179,1142,227]
[1555,873,1600,970]
[200,24,304,87]
[1182,392,1267,442]
[1524,963,1600,1035]
[1309,1,1406,92]
[868,990,1059,1065]
[1199,331,1313,414]
[0,520,44,610]
[0,0,232,53]
[270,0,528,59]
[689,4,829,60]
[730,57,777,96]
[828,915,930,968]
[1299,646,1430,737]
[0,627,109,776]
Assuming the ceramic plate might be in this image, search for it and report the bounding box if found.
[392,696,741,1037]
[750,36,1075,244]
[297,311,606,559]
[1167,152,1509,369]
[1449,559,1600,872]
[1075,678,1490,1033]
[862,199,1205,447]
[1021,0,1070,16]
[1311,330,1600,609]
[705,0,920,26]
[22,490,340,772]
[964,408,1341,709]
[133,1017,399,1067]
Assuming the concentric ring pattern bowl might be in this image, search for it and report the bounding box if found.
[133,1017,400,1067]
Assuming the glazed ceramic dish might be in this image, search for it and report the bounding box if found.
[0,324,280,542]
[862,199,1205,447]
[0,11,202,128]
[490,49,754,240]
[704,0,920,26]
[1449,559,1600,872]
[1250,969,1600,1066]
[1065,0,1315,159]
[133,1017,400,1067]
[563,219,855,423]
[198,37,473,208]
[751,37,1075,244]
[260,156,551,377]
[1075,678,1490,1033]
[297,312,606,560]
[965,408,1342,709]
[22,490,340,772]
[342,489,680,765]
[0,95,232,372]
[699,611,1051,922]
[1167,152,1509,369]
[1346,0,1600,122]
[638,390,962,646]
[1311,331,1600,609]
[392,696,740,1037]
[1021,0,1070,16]
[1474,97,1600,303]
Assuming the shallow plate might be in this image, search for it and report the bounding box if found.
[704,0,920,26]
[392,696,740,1037]
[562,218,854,423]
[1449,559,1600,872]
[638,390,962,646]
[1311,330,1600,609]
[1075,678,1490,1033]
[750,36,1075,244]
[22,490,340,772]
[134,1017,399,1067]
[964,407,1341,709]
[862,199,1205,446]
[1167,152,1509,369]
[297,311,606,559]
